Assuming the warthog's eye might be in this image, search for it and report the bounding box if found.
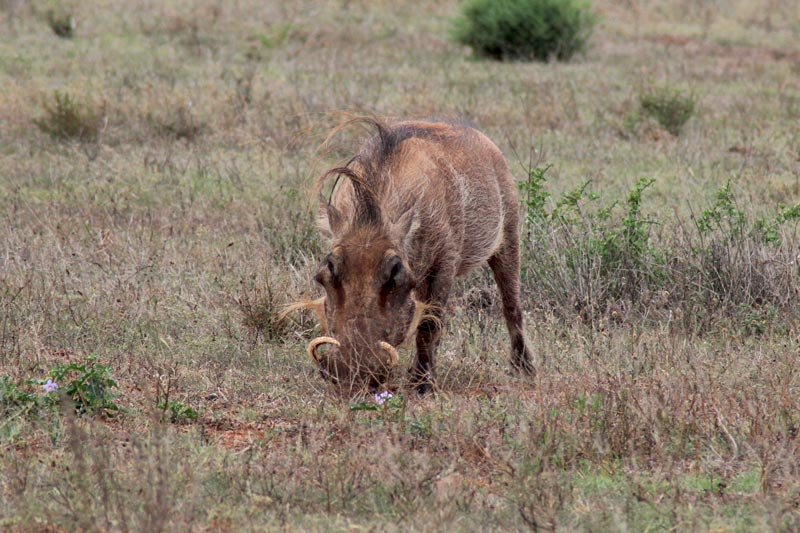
[315,254,337,285]
[388,262,402,286]
[380,255,408,292]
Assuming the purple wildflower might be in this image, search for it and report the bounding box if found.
[374,390,393,405]
[43,379,58,393]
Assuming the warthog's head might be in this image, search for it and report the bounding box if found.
[292,118,446,389]
[308,225,423,388]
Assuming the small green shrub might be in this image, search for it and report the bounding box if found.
[639,87,696,135]
[519,167,800,331]
[0,376,38,411]
[34,91,102,142]
[752,204,800,245]
[519,163,552,225]
[0,376,60,439]
[695,181,746,238]
[520,167,661,322]
[158,400,199,424]
[452,0,596,61]
[46,9,75,39]
[678,181,800,328]
[49,356,120,416]
[1,359,119,420]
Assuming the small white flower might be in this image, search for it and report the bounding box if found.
[374,390,393,405]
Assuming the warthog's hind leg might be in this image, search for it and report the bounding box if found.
[488,240,535,376]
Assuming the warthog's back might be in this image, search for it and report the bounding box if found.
[330,120,516,279]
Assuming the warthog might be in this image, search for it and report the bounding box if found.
[299,118,534,393]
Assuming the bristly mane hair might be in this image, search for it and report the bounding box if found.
[316,117,443,228]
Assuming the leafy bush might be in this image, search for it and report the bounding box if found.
[49,356,121,416]
[0,376,60,439]
[673,182,800,332]
[520,167,661,323]
[452,0,596,61]
[46,9,76,39]
[158,400,199,424]
[639,87,696,135]
[34,91,103,142]
[0,376,38,411]
[519,167,800,331]
[1,357,120,420]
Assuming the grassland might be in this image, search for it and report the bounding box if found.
[1,0,799,530]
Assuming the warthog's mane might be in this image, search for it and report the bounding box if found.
[316,117,464,228]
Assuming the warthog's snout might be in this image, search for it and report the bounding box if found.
[307,336,399,387]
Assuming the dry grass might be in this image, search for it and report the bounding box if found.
[1,0,800,530]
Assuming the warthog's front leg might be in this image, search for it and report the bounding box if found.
[409,266,453,394]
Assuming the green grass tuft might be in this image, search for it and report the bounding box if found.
[639,86,697,135]
[34,91,104,142]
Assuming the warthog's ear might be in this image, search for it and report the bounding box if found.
[318,194,344,239]
[388,203,419,252]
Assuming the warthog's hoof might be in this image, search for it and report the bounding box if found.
[408,368,434,395]
[413,381,433,395]
[512,354,536,376]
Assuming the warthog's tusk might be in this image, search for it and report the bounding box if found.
[379,341,399,368]
[307,336,340,363]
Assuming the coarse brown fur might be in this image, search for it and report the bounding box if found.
[309,118,534,393]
